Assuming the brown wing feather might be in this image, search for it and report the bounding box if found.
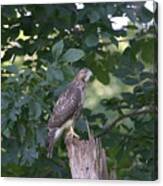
[48,82,82,129]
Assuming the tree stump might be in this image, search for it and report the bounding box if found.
[65,136,109,179]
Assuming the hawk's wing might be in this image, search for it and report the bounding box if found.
[48,82,82,129]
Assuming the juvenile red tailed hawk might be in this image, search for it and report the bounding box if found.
[47,68,92,158]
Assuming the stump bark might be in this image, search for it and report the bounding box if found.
[65,136,109,179]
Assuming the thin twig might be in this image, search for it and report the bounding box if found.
[85,117,91,139]
[96,108,154,138]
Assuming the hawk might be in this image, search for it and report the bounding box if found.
[47,68,92,158]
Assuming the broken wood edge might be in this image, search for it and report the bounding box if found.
[65,136,109,180]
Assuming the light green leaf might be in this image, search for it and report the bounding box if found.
[52,40,64,60]
[62,48,85,63]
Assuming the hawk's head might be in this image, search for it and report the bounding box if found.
[75,68,92,82]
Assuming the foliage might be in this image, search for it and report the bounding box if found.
[1,2,157,180]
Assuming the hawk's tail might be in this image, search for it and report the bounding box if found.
[47,127,62,159]
[47,128,57,159]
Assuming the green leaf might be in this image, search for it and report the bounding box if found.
[21,146,38,165]
[53,69,64,81]
[46,67,54,82]
[132,38,155,64]
[126,8,137,22]
[140,71,153,80]
[141,39,154,64]
[75,118,87,133]
[9,108,20,121]
[29,102,42,119]
[134,85,143,94]
[88,11,100,23]
[123,76,138,85]
[121,92,135,104]
[52,40,64,60]
[34,102,42,119]
[36,127,47,147]
[62,48,85,63]
[47,66,64,82]
[101,32,111,43]
[2,128,11,138]
[1,94,10,110]
[106,4,117,15]
[143,81,154,92]
[7,65,18,74]
[85,34,98,47]
[139,7,153,23]
[2,141,19,165]
[18,124,26,143]
[95,68,110,85]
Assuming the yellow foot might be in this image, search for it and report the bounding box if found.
[72,131,80,139]
[66,127,80,139]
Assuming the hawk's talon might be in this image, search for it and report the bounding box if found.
[72,132,80,139]
[66,127,80,139]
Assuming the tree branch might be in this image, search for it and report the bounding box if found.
[96,108,154,138]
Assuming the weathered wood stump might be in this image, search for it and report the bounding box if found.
[65,136,109,179]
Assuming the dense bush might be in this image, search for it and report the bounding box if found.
[1,2,157,180]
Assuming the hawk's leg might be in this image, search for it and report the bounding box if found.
[66,126,80,139]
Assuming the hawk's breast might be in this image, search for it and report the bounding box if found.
[48,80,85,129]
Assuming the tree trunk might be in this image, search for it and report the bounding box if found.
[65,136,109,179]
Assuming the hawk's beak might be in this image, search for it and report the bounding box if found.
[88,70,93,78]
